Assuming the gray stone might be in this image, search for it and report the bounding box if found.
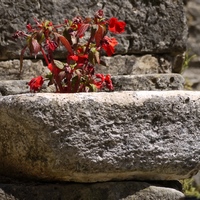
[0,55,180,81]
[123,186,184,200]
[0,181,184,200]
[0,91,200,182]
[0,74,185,95]
[0,59,49,80]
[0,80,29,96]
[182,1,200,91]
[183,67,200,90]
[96,55,160,75]
[112,74,185,91]
[185,0,200,68]
[0,0,187,60]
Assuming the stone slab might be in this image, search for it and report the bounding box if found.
[0,74,185,96]
[0,181,184,200]
[0,91,200,182]
[111,74,185,91]
[0,0,187,60]
[0,55,180,81]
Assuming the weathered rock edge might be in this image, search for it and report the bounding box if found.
[0,74,185,96]
[0,181,184,200]
[0,91,200,182]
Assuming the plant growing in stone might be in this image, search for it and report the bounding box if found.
[13,10,126,93]
[181,50,196,74]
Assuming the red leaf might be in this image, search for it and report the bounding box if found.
[31,39,41,55]
[95,25,105,47]
[54,33,73,54]
[77,23,90,38]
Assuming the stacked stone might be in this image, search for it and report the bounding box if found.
[0,0,197,200]
[183,0,200,90]
[0,0,187,95]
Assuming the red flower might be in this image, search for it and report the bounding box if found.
[94,73,104,89]
[46,39,58,51]
[26,24,33,32]
[94,74,113,91]
[95,9,104,18]
[68,55,79,61]
[102,36,118,56]
[108,17,126,34]
[48,63,61,76]
[105,74,113,90]
[28,76,44,92]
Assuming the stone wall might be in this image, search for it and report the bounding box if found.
[0,0,197,199]
[183,0,200,90]
[0,0,187,81]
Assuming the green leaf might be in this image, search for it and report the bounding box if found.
[95,51,100,64]
[45,72,53,79]
[91,25,98,39]
[63,28,72,45]
[58,71,66,81]
[89,84,97,92]
[36,32,45,44]
[100,60,108,67]
[54,60,65,69]
[89,51,96,65]
[89,47,100,65]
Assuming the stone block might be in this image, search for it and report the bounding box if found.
[0,59,49,80]
[0,91,199,182]
[0,74,185,96]
[0,55,177,81]
[112,74,185,91]
[0,181,184,200]
[0,0,187,60]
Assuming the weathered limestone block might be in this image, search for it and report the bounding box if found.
[96,55,173,75]
[123,186,184,200]
[0,74,185,96]
[0,55,179,81]
[0,0,187,61]
[0,59,49,80]
[183,0,200,90]
[0,80,29,96]
[0,91,200,182]
[112,74,185,91]
[185,0,200,68]
[0,181,184,200]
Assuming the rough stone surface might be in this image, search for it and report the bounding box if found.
[183,0,200,91]
[96,55,160,75]
[0,74,185,96]
[0,55,177,81]
[0,181,184,200]
[185,0,200,68]
[0,59,49,80]
[123,186,184,200]
[183,67,200,90]
[112,74,185,91]
[0,0,187,60]
[0,80,29,96]
[0,91,200,182]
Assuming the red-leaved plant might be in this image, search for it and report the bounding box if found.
[13,10,126,93]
